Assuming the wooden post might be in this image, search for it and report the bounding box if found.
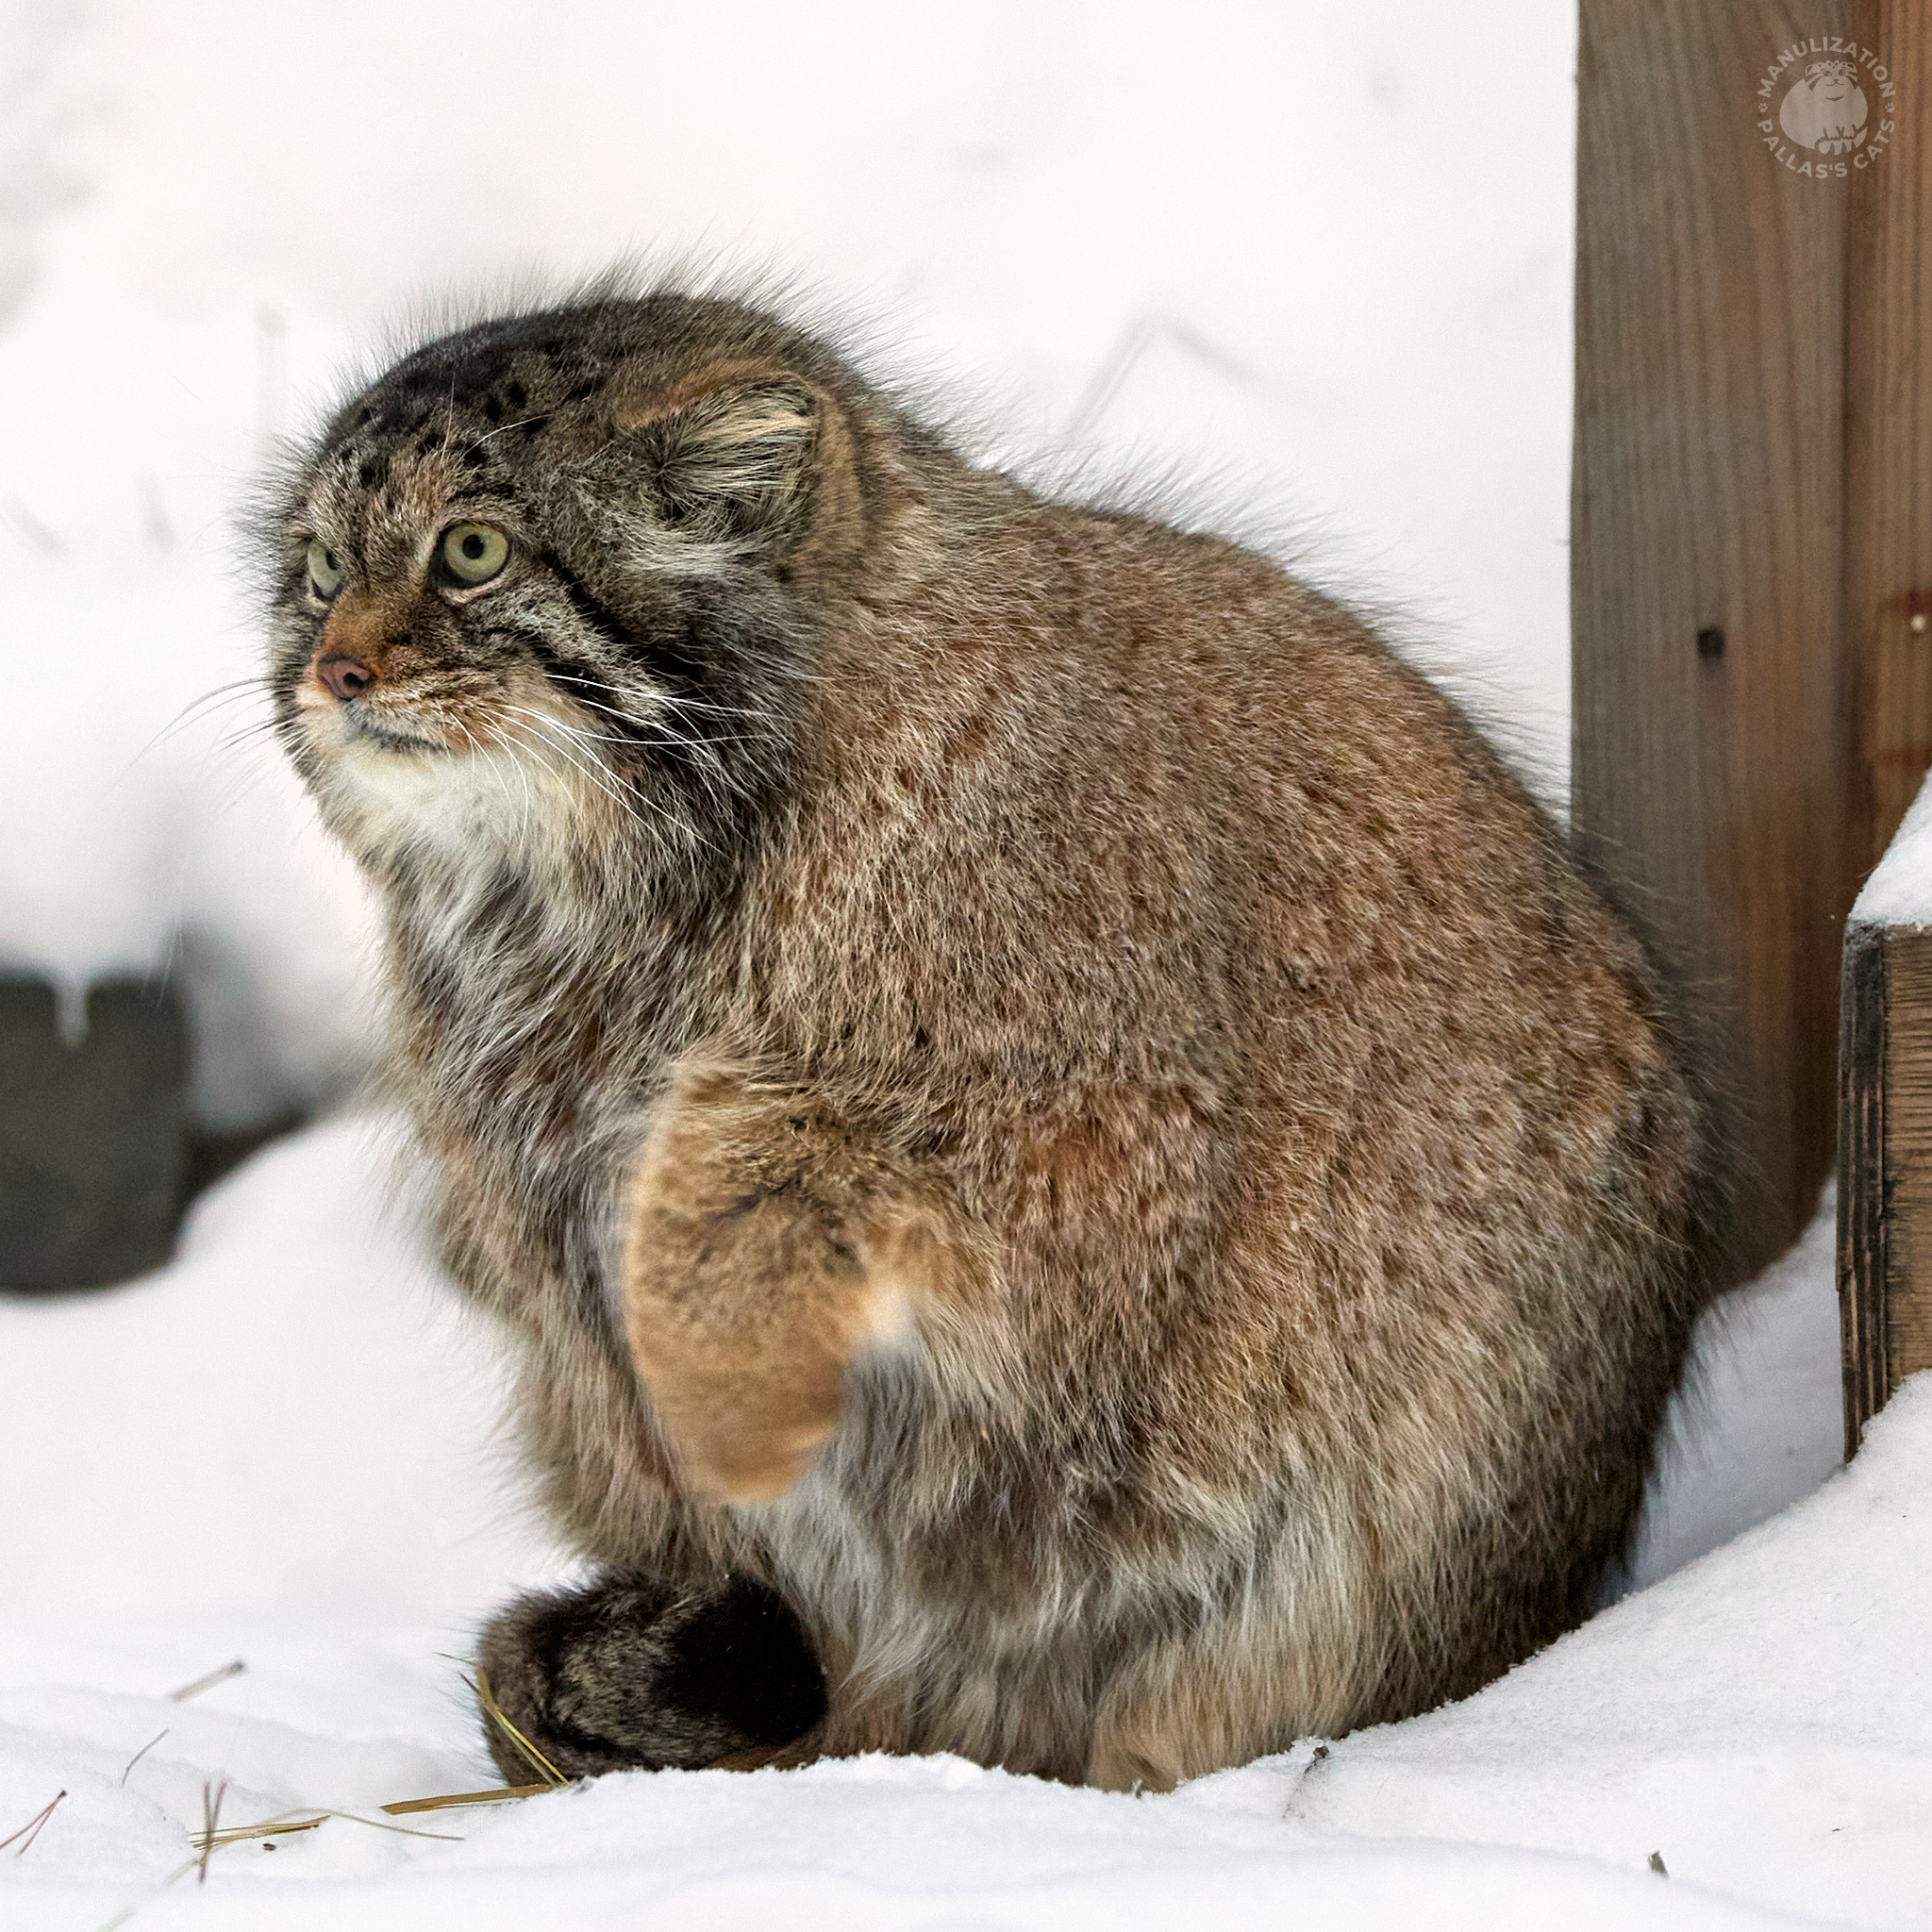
[1574,5,1932,1293]
[1573,3,1850,1277]
[1841,907,1932,1451]
[1837,3,1932,1450]
[1843,4,1932,877]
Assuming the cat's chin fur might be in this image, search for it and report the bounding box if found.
[295,683,624,881]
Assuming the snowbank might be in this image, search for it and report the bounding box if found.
[3,1123,1904,1931]
[1295,1375,1932,1926]
[1627,1204,1843,1587]
[2,1368,1921,1929]
[0,1116,556,1618]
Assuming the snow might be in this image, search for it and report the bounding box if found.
[1625,1204,1844,1589]
[0,1117,556,1619]
[1854,767,1932,928]
[3,1,1918,1926]
[4,1124,1897,1931]
[1290,1372,1932,1924]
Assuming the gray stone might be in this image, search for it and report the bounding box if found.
[0,974,190,1291]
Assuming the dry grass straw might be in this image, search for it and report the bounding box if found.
[188,1807,461,1852]
[195,1781,227,1885]
[192,1813,325,1851]
[1,1788,65,1857]
[93,1652,569,1930]
[167,1659,244,1703]
[469,1666,570,1787]
[97,1803,466,1929]
[381,1783,554,1815]
[375,1667,568,1814]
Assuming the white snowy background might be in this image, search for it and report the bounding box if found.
[0,2,1915,1927]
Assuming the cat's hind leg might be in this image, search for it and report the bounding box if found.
[1084,1599,1374,1792]
[475,1573,827,1780]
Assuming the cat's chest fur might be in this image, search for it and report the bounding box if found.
[385,851,691,1311]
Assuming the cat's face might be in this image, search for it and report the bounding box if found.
[260,302,826,880]
[273,408,603,865]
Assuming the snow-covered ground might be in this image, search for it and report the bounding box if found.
[2,2,1919,1927]
[0,1123,1890,1931]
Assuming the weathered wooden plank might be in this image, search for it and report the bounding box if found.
[1845,2,1932,871]
[1574,3,1857,1277]
[1838,925,1890,1453]
[1840,923,1932,1451]
[1881,934,1932,1382]
[1837,4,1932,1448]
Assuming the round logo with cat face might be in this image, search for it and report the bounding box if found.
[1757,37,1896,176]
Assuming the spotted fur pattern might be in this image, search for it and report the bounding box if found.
[257,278,1729,1791]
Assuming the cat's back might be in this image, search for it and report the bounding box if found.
[1043,508,1701,1232]
[790,492,1655,1095]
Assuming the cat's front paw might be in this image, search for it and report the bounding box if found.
[475,1574,827,1780]
[654,1385,844,1506]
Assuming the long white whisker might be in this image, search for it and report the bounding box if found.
[535,678,783,758]
[655,691,785,721]
[465,412,552,453]
[501,711,710,852]
[497,711,646,819]
[534,692,779,761]
[546,672,778,723]
[503,702,773,758]
[497,703,645,767]
[492,742,532,845]
[210,717,285,758]
[503,732,536,841]
[452,713,529,841]
[499,704,653,747]
[493,715,629,816]
[536,708,757,821]
[128,679,275,768]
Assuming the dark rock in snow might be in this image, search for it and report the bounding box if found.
[0,974,189,1291]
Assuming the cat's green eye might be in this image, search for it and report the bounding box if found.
[441,522,510,587]
[307,539,344,599]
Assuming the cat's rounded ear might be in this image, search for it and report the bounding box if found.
[616,374,818,550]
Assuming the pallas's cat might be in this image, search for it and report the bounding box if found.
[259,285,1724,1790]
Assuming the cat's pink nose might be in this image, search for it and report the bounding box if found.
[317,654,375,702]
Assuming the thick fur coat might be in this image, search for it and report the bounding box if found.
[259,284,1725,1791]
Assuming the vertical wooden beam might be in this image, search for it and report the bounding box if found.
[1839,925,1890,1446]
[1840,922,1932,1451]
[1881,939,1932,1375]
[1838,4,1932,1450]
[1843,1,1932,873]
[1574,4,1857,1277]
